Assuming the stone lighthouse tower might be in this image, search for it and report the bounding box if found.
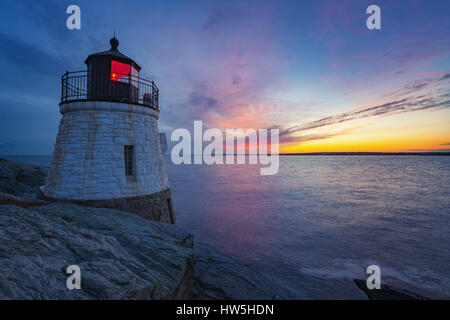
[43,37,175,224]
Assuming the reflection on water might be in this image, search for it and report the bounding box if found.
[5,155,450,299]
[168,155,450,299]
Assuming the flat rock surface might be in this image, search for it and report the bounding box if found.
[0,203,194,299]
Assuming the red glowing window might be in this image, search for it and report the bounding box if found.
[131,66,138,77]
[111,60,139,82]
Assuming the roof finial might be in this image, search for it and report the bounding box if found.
[110,33,119,51]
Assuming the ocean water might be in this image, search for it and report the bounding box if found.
[4,155,450,299]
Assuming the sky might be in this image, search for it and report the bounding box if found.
[0,0,449,155]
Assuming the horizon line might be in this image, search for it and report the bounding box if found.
[3,151,450,157]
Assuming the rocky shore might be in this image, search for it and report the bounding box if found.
[0,158,299,299]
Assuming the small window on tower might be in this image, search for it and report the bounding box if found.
[124,145,134,176]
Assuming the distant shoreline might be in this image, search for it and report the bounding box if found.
[2,152,450,160]
[279,152,450,156]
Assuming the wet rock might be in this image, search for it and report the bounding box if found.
[191,243,302,299]
[353,279,430,300]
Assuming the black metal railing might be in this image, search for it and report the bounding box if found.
[60,70,159,110]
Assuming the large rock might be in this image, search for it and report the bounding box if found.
[192,243,300,299]
[353,279,430,300]
[0,159,47,199]
[0,159,176,224]
[0,203,194,299]
[0,192,49,207]
[0,202,299,300]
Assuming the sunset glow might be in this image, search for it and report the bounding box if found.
[0,0,448,155]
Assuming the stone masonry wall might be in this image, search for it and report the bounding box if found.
[44,101,170,200]
[43,188,176,224]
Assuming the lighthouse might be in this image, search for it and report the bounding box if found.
[43,36,175,224]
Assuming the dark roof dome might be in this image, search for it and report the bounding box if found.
[84,36,141,71]
[110,36,119,51]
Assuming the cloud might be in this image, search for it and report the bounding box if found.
[0,32,65,76]
[279,74,450,144]
[153,2,291,131]
[280,127,360,144]
[281,95,449,138]
[202,8,230,31]
[384,73,450,97]
[0,142,15,148]
[189,91,218,110]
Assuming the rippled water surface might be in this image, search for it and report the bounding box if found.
[6,155,450,299]
[168,156,450,299]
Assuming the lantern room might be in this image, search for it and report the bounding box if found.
[84,36,141,104]
[60,36,159,109]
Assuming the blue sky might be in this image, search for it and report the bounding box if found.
[0,0,449,154]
